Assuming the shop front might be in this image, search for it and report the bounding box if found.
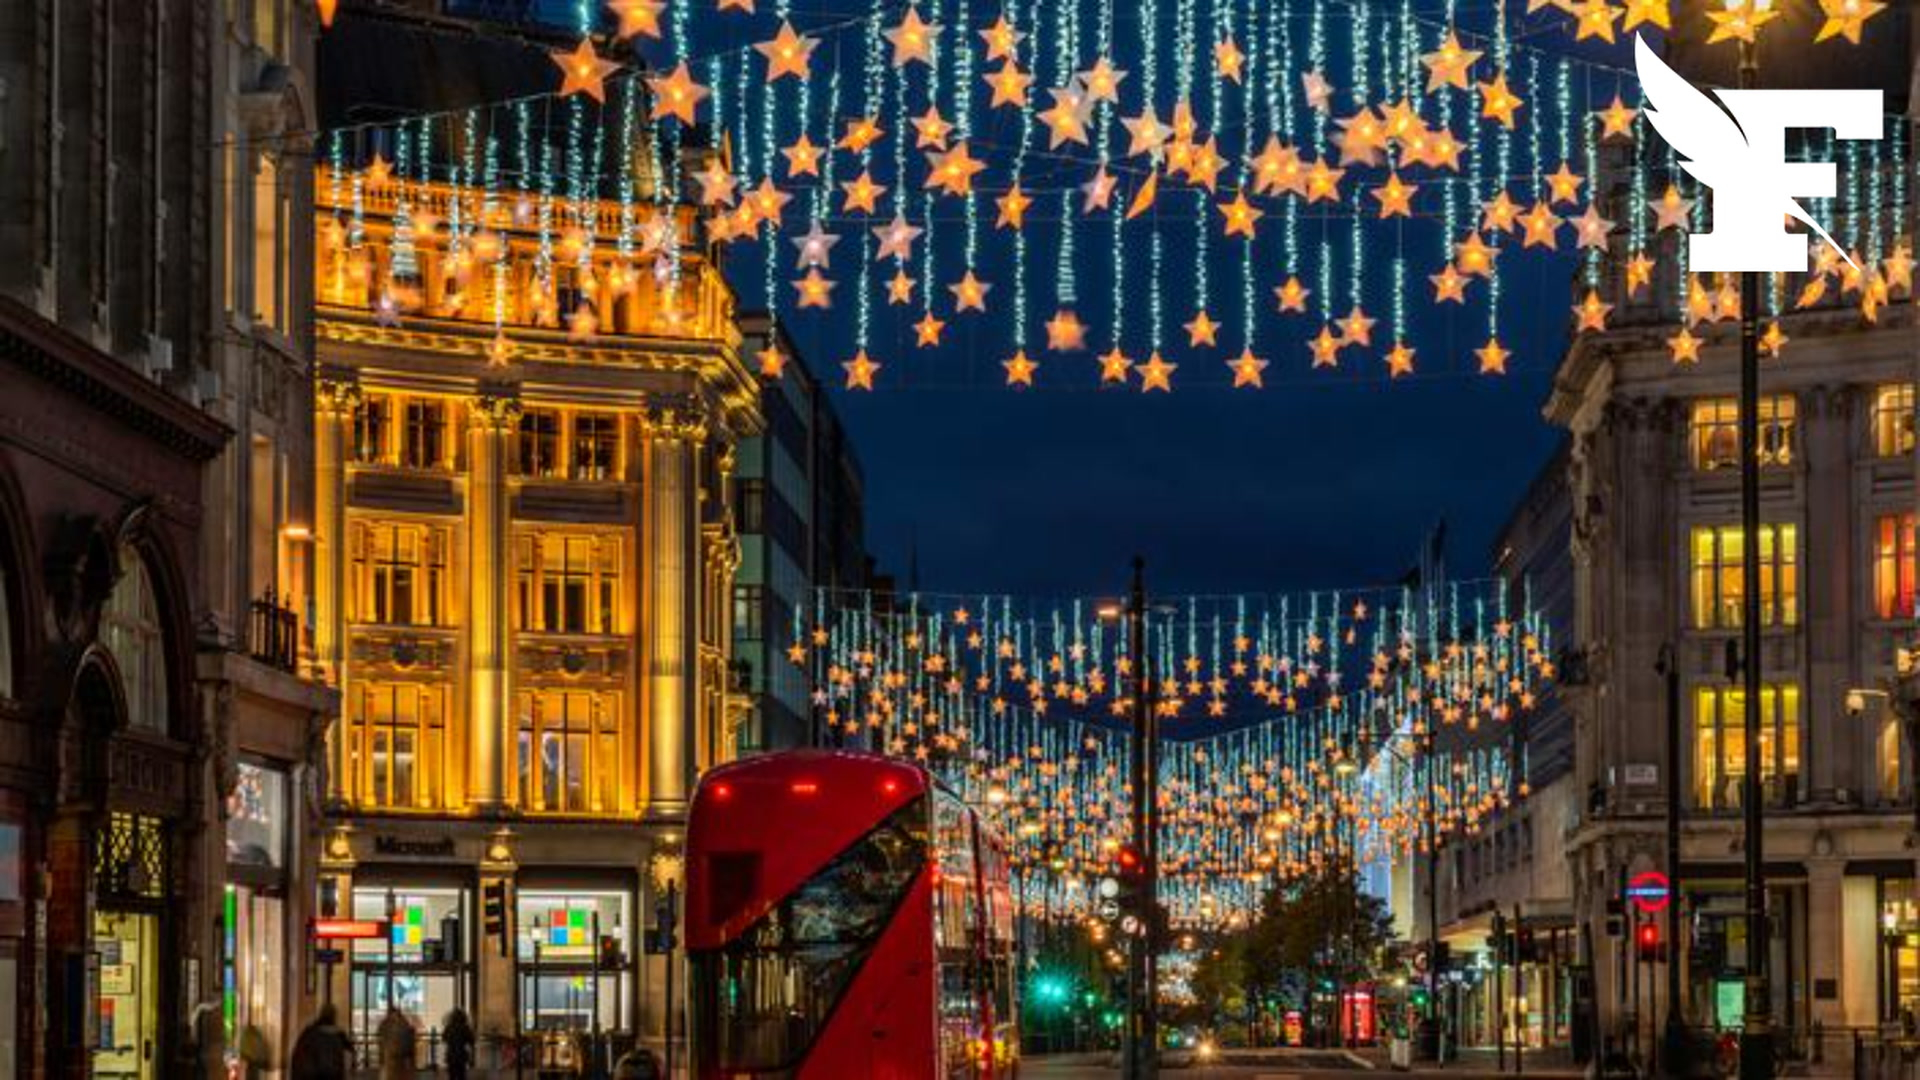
[347,873,476,1057]
[224,761,294,1072]
[92,812,172,1080]
[1679,880,1808,1036]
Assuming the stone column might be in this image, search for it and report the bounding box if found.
[314,375,358,802]
[467,390,520,812]
[1805,853,1846,1031]
[1802,386,1853,802]
[644,400,705,820]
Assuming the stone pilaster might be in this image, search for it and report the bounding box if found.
[643,399,706,819]
[315,374,359,802]
[467,388,520,812]
[1803,385,1854,802]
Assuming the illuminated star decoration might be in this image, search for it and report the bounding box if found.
[647,62,709,124]
[996,184,1033,229]
[1422,30,1483,92]
[1667,326,1702,364]
[885,6,941,67]
[1137,352,1177,392]
[1476,337,1511,374]
[1706,0,1781,44]
[1045,310,1088,352]
[757,341,788,378]
[1815,0,1885,42]
[793,268,835,308]
[552,39,621,103]
[756,21,818,81]
[1226,348,1268,388]
[872,214,923,263]
[843,349,880,389]
[607,0,665,39]
[1097,348,1133,383]
[790,222,840,269]
[950,271,992,312]
[1385,343,1417,378]
[913,312,946,346]
[1002,350,1039,386]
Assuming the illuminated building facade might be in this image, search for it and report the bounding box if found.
[310,159,760,1059]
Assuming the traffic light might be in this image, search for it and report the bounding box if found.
[1635,921,1662,963]
[598,933,623,970]
[482,880,510,956]
[1516,926,1537,965]
[1112,843,1145,916]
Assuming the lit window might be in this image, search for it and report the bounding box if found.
[252,153,283,331]
[352,682,448,809]
[353,395,390,464]
[1693,684,1800,810]
[1689,396,1795,471]
[102,546,168,734]
[402,400,448,470]
[514,533,621,635]
[570,414,620,481]
[1689,524,1798,629]
[1875,513,1917,620]
[1874,384,1916,458]
[519,410,561,477]
[350,522,450,627]
[516,689,621,814]
[733,584,764,641]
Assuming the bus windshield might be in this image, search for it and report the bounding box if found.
[691,796,929,1074]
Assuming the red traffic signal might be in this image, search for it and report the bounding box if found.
[1116,844,1143,876]
[1635,922,1662,962]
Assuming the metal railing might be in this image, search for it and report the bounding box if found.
[248,590,300,672]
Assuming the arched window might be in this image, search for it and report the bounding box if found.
[102,546,168,734]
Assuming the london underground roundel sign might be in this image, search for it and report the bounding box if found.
[1627,870,1671,914]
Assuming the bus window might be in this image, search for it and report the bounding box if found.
[691,796,928,1073]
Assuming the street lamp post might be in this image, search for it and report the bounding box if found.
[1658,644,1687,1078]
[1124,557,1161,1080]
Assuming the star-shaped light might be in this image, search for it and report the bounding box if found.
[553,39,621,103]
[1125,170,1160,220]
[1706,0,1781,44]
[1184,138,1228,192]
[1219,193,1263,238]
[716,0,754,14]
[1308,326,1343,369]
[1078,57,1128,103]
[885,6,941,66]
[873,213,923,262]
[362,153,392,188]
[1476,337,1511,374]
[1597,95,1638,140]
[1422,30,1483,92]
[1227,348,1269,388]
[838,115,884,152]
[949,271,992,312]
[1573,289,1612,332]
[980,15,1024,61]
[1625,252,1657,295]
[1098,347,1134,383]
[996,183,1033,229]
[1336,305,1377,347]
[1430,265,1469,303]
[1301,70,1334,112]
[1371,173,1417,218]
[910,106,954,149]
[1622,0,1671,30]
[984,64,1033,108]
[885,269,916,305]
[693,160,738,206]
[1572,0,1620,42]
[1248,137,1304,195]
[793,268,835,308]
[1137,352,1177,392]
[746,178,792,224]
[926,142,987,196]
[1519,202,1563,249]
[1304,158,1346,203]
[1759,320,1789,356]
[1123,109,1173,157]
[1816,0,1885,42]
[1066,166,1113,213]
[1653,184,1694,231]
[1002,350,1039,386]
[1572,204,1615,251]
[1545,162,1585,205]
[757,342,787,378]
[1481,191,1521,233]
[1039,87,1093,148]
[1274,276,1311,313]
[1455,231,1496,277]
[840,171,887,214]
[913,312,946,346]
[373,291,401,327]
[1667,326,1702,364]
[1184,310,1220,347]
[1044,310,1088,352]
[608,0,666,39]
[648,62,709,124]
[1214,37,1246,83]
[1883,242,1914,295]
[485,333,514,368]
[782,134,824,177]
[843,350,880,389]
[756,21,817,81]
[1385,342,1417,378]
[1478,72,1523,129]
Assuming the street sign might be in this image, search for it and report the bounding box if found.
[1097,900,1120,920]
[310,918,387,940]
[1627,870,1671,914]
[314,947,346,964]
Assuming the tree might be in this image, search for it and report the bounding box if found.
[1231,872,1398,1044]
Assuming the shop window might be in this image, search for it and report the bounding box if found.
[349,885,469,1051]
[353,394,391,464]
[350,521,450,627]
[515,890,631,1034]
[516,689,621,814]
[519,409,562,478]
[1880,713,1904,805]
[402,400,449,470]
[1873,383,1916,458]
[223,884,285,1068]
[352,683,449,810]
[102,547,169,734]
[1875,513,1917,620]
[571,413,621,481]
[1688,524,1799,629]
[1692,683,1801,810]
[514,533,620,635]
[1690,396,1796,471]
[94,910,160,1080]
[226,762,287,869]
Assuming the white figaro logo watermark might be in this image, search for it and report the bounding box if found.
[1633,34,1881,273]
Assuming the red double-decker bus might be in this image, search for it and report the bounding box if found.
[686,750,1019,1078]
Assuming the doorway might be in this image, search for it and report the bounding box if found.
[94,909,160,1080]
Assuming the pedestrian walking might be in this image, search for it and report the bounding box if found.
[289,1004,353,1080]
[377,1007,418,1080]
[441,1008,475,1080]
